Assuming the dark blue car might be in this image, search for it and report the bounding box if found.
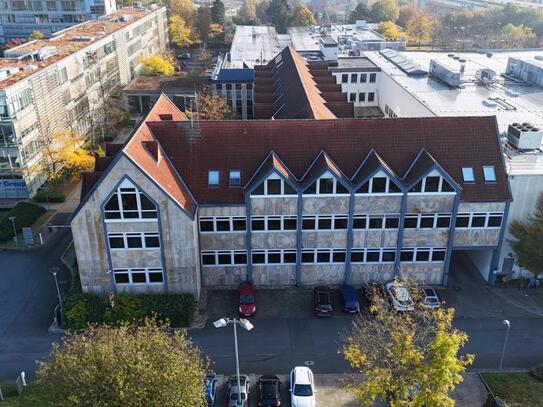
[341,285,360,314]
[204,372,217,406]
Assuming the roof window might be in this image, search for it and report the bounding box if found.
[483,166,496,182]
[208,170,219,187]
[229,170,241,187]
[462,167,475,182]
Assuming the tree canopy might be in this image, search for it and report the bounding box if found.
[266,0,291,33]
[341,282,473,407]
[187,89,233,120]
[139,54,175,76]
[378,21,403,40]
[168,14,195,48]
[291,4,317,26]
[169,0,195,24]
[509,193,543,277]
[211,0,226,25]
[369,0,400,24]
[349,2,370,24]
[406,10,433,47]
[27,320,207,407]
[236,0,259,25]
[29,30,44,40]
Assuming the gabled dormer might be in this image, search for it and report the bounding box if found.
[245,151,298,197]
[301,151,350,196]
[403,149,459,194]
[352,150,402,195]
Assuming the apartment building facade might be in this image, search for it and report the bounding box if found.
[70,95,511,298]
[0,6,167,200]
[0,0,116,43]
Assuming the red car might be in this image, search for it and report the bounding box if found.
[238,282,256,317]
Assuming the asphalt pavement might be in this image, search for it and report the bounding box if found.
[0,218,71,381]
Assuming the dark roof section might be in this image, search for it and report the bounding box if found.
[302,151,348,189]
[352,149,398,187]
[145,116,510,204]
[403,149,440,188]
[80,171,103,200]
[214,68,255,83]
[254,47,353,119]
[244,151,297,192]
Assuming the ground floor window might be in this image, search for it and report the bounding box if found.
[113,268,164,285]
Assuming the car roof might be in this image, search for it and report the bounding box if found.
[258,375,280,382]
[293,366,312,384]
[423,287,438,296]
[239,282,254,294]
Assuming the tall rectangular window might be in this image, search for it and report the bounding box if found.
[483,166,496,182]
[462,167,475,182]
[229,170,241,186]
[341,74,348,83]
[208,170,219,187]
[369,73,377,83]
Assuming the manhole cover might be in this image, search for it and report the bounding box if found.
[304,360,314,366]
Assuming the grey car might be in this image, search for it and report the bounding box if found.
[227,374,250,407]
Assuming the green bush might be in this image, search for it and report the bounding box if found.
[33,189,65,203]
[531,364,543,381]
[0,202,45,242]
[62,292,195,329]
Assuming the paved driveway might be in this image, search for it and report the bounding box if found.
[0,221,71,381]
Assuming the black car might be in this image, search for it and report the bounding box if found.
[313,286,333,317]
[257,375,281,407]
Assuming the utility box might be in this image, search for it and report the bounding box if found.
[429,59,461,87]
[507,123,543,150]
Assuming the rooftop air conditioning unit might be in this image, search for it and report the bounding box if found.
[119,15,132,22]
[24,64,38,72]
[35,46,57,60]
[72,36,94,42]
[507,122,543,150]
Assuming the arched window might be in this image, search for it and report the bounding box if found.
[104,179,158,220]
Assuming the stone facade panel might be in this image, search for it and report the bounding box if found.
[353,196,402,214]
[110,249,162,268]
[302,231,348,248]
[406,195,455,213]
[199,206,246,216]
[252,232,297,249]
[106,221,159,233]
[458,201,506,213]
[399,263,444,285]
[302,197,349,214]
[202,266,248,288]
[301,265,345,286]
[200,232,247,251]
[454,229,501,247]
[352,231,398,248]
[350,264,395,285]
[251,197,298,215]
[252,265,296,287]
[402,229,449,247]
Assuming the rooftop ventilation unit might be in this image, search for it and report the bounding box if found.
[535,55,543,61]
[429,59,461,87]
[476,68,496,82]
[35,46,57,60]
[119,14,132,22]
[0,66,20,80]
[24,64,38,72]
[507,122,543,150]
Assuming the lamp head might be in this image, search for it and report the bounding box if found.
[503,319,510,328]
[213,318,228,329]
[239,318,254,331]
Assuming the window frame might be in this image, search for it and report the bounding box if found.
[355,175,402,195]
[454,212,504,229]
[408,174,455,195]
[350,247,396,264]
[113,267,164,285]
[400,247,447,263]
[199,216,247,233]
[229,170,241,187]
[107,232,161,250]
[104,181,158,222]
[301,248,347,264]
[351,214,400,230]
[303,176,350,196]
[201,250,248,267]
[251,249,297,265]
[462,167,475,183]
[251,176,297,197]
[251,215,298,232]
[208,170,220,187]
[483,166,496,182]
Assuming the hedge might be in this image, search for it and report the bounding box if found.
[34,189,65,203]
[62,293,195,330]
[0,202,46,242]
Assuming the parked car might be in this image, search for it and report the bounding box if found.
[204,371,217,406]
[239,282,256,317]
[420,287,440,309]
[385,282,415,312]
[177,52,191,60]
[313,286,333,317]
[227,374,250,407]
[340,285,360,314]
[290,366,316,407]
[257,375,281,407]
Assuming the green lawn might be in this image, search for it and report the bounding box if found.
[482,372,543,407]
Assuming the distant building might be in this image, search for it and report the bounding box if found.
[0,6,168,201]
[423,0,543,12]
[0,0,117,43]
[70,95,511,297]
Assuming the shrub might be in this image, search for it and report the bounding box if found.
[531,364,543,381]
[141,294,195,327]
[0,202,45,242]
[103,293,146,326]
[33,189,65,203]
[63,293,106,330]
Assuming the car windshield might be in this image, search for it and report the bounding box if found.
[393,287,411,302]
[293,384,313,396]
[426,297,439,304]
[240,295,255,304]
[230,392,246,400]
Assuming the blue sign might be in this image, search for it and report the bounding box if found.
[2,180,26,188]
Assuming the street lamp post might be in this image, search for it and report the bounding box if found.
[8,216,17,246]
[499,319,511,376]
[213,317,254,407]
[51,267,64,317]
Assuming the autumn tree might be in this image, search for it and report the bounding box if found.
[267,0,291,33]
[397,4,418,28]
[140,54,175,76]
[378,21,402,39]
[509,193,543,277]
[211,0,226,25]
[194,6,212,46]
[169,0,195,24]
[236,0,259,24]
[29,30,44,40]
[188,89,233,120]
[29,320,207,407]
[349,2,370,23]
[500,23,537,48]
[291,4,316,26]
[406,10,433,48]
[341,281,473,407]
[369,0,399,23]
[169,14,195,48]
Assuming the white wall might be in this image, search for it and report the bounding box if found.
[463,249,494,281]
[376,73,435,118]
[333,72,379,107]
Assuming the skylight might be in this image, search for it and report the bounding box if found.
[462,167,475,182]
[483,166,496,182]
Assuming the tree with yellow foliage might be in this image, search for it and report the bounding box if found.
[169,14,195,48]
[169,0,195,25]
[340,280,473,407]
[140,54,175,76]
[291,4,317,26]
[378,21,403,39]
[406,10,434,48]
[29,30,44,40]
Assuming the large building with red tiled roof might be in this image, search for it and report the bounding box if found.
[70,95,512,298]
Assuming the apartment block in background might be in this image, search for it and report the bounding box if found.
[0,5,167,200]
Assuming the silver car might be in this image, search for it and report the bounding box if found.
[227,374,250,407]
[421,287,440,309]
[385,282,415,312]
